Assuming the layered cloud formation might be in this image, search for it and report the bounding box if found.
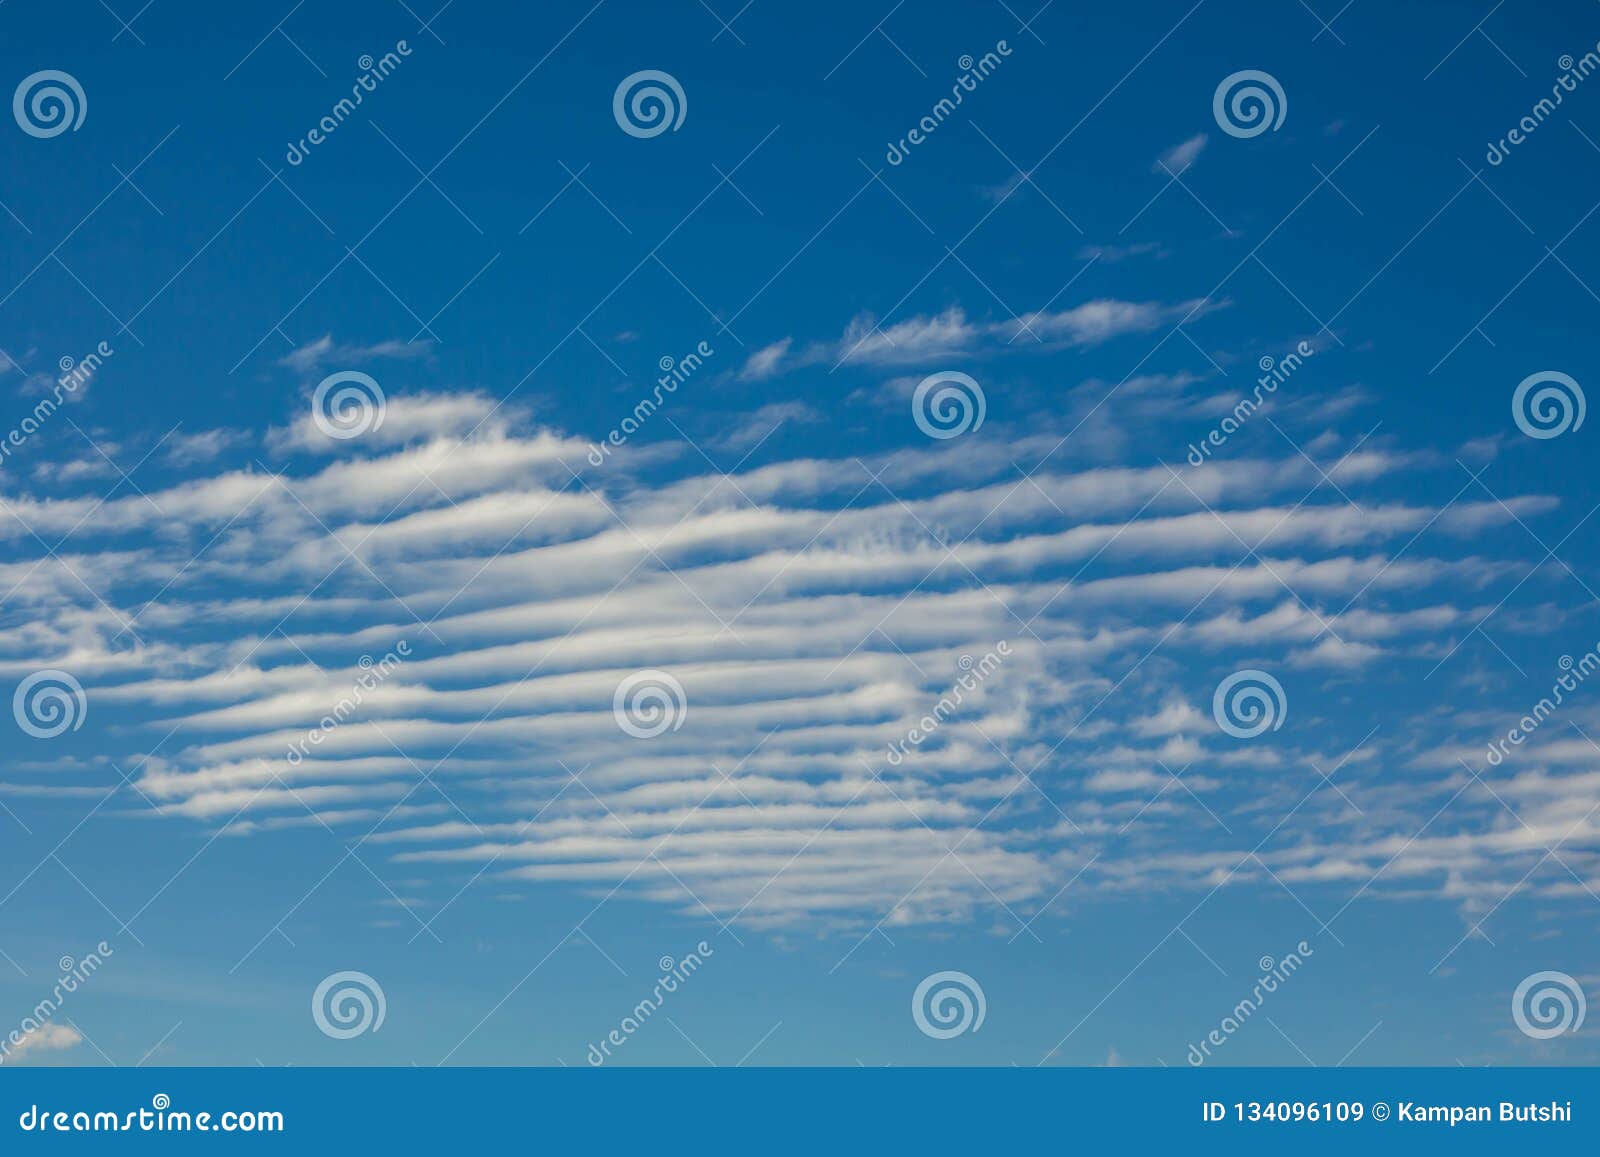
[3,344,1589,941]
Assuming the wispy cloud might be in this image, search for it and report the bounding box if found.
[1155,132,1208,173]
[278,334,434,377]
[739,338,792,382]
[709,400,821,452]
[828,299,1219,367]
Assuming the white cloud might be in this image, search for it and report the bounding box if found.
[0,399,1572,931]
[711,400,821,453]
[738,338,792,381]
[6,1022,82,1060]
[1075,241,1166,264]
[165,429,247,467]
[278,334,433,377]
[751,297,1220,374]
[1155,132,1208,173]
[266,390,530,456]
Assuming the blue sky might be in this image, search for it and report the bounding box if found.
[1,0,1599,1067]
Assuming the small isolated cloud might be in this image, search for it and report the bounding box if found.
[829,300,1214,367]
[847,373,922,411]
[33,454,122,485]
[164,429,247,467]
[1155,132,1208,173]
[17,370,91,404]
[739,337,792,382]
[1076,241,1166,264]
[741,298,1215,379]
[6,1022,82,1061]
[278,334,433,377]
[979,170,1031,203]
[712,400,821,453]
[1288,636,1385,669]
[836,307,975,365]
[1011,298,1213,346]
